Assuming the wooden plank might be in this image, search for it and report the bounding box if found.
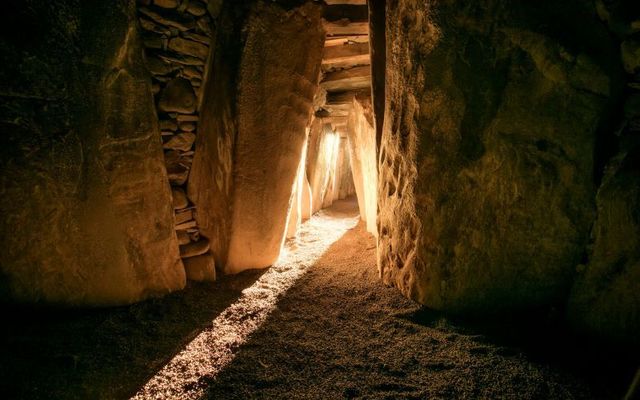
[325,0,367,4]
[323,5,368,22]
[322,42,370,70]
[320,66,371,92]
[322,55,370,70]
[326,89,370,104]
[324,36,369,47]
[324,103,352,114]
[323,20,369,36]
[323,42,369,60]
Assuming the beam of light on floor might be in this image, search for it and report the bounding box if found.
[131,208,359,400]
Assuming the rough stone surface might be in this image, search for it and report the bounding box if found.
[0,0,185,305]
[158,78,197,113]
[177,230,191,245]
[286,141,308,238]
[307,118,336,214]
[179,238,210,258]
[165,150,191,185]
[224,1,325,273]
[188,1,243,268]
[172,187,189,209]
[568,146,640,347]
[168,37,209,60]
[333,138,356,202]
[163,132,196,151]
[301,174,313,221]
[347,97,377,235]
[154,0,178,9]
[377,0,620,313]
[621,38,640,74]
[182,252,216,282]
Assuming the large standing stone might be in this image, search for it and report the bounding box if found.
[158,78,197,113]
[0,0,185,306]
[568,146,640,347]
[377,0,620,313]
[223,1,325,273]
[307,118,337,214]
[188,1,243,268]
[621,38,640,74]
[347,97,377,235]
[190,1,324,273]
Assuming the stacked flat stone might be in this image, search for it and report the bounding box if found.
[137,0,215,282]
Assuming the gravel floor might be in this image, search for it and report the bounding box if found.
[0,198,635,399]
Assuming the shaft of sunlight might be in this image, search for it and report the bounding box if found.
[131,208,359,400]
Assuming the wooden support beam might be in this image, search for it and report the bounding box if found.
[325,36,369,47]
[323,19,369,36]
[324,103,352,114]
[323,42,369,61]
[326,89,370,105]
[320,66,371,92]
[325,0,367,5]
[323,5,369,22]
[322,42,370,70]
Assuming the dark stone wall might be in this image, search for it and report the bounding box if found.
[188,0,245,268]
[0,0,185,305]
[377,0,619,310]
[375,0,638,347]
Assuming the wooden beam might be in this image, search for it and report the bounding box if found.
[322,42,370,70]
[327,116,349,132]
[321,66,371,92]
[323,103,351,117]
[325,36,369,47]
[324,0,367,5]
[323,42,369,60]
[323,5,369,22]
[324,103,352,113]
[323,20,369,36]
[326,89,370,104]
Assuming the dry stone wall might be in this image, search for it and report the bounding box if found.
[136,0,216,281]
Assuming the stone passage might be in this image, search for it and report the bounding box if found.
[136,0,215,282]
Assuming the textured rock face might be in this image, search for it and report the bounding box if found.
[137,0,214,280]
[568,147,640,347]
[347,97,377,235]
[378,1,619,313]
[334,138,356,202]
[286,139,309,239]
[187,1,239,268]
[307,118,335,214]
[224,1,325,273]
[0,0,185,305]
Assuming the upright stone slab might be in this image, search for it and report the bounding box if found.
[224,1,325,273]
[188,1,242,268]
[347,97,377,236]
[568,145,640,348]
[307,118,341,214]
[377,0,620,313]
[0,0,185,305]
